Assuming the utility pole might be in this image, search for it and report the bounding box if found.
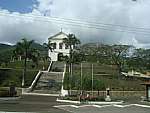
[81,63,83,95]
[92,64,94,97]
[70,63,73,95]
[68,63,71,95]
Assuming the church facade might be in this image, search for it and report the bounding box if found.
[48,32,70,61]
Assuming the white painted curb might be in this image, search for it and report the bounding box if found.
[54,104,150,109]
[0,97,21,101]
[56,98,124,104]
[0,111,35,113]
[23,92,59,96]
[57,98,80,104]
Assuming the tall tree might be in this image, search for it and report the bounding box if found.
[63,34,80,63]
[28,48,40,67]
[15,38,34,87]
[63,34,80,95]
[43,41,54,52]
[103,45,131,78]
[128,48,150,71]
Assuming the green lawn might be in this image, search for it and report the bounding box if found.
[0,60,50,87]
[6,60,49,70]
[63,63,145,91]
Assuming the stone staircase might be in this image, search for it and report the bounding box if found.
[24,61,66,96]
[34,72,63,94]
[51,61,65,72]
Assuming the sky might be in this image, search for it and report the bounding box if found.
[0,0,150,48]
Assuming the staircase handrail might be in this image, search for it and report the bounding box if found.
[47,61,53,72]
[60,63,68,96]
[28,61,53,92]
[28,70,42,90]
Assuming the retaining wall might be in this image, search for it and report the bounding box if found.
[71,90,146,98]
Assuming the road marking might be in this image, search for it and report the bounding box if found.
[57,98,123,104]
[54,104,150,109]
[0,111,35,113]
[23,92,59,96]
[133,104,150,108]
[54,104,112,108]
[58,107,74,113]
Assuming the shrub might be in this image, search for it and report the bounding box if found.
[0,88,9,97]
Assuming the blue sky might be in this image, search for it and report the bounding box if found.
[0,0,37,13]
[0,0,149,48]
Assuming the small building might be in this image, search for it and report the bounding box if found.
[141,82,150,101]
[48,32,70,61]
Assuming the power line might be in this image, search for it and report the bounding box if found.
[0,11,150,36]
[50,15,150,32]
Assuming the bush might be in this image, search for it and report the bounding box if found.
[0,69,38,87]
[0,88,9,97]
[61,95,79,101]
[0,87,17,97]
[52,67,62,72]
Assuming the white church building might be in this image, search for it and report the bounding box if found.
[48,32,70,61]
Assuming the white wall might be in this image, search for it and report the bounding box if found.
[148,86,150,98]
[48,33,70,61]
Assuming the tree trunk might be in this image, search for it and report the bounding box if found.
[22,49,27,87]
[117,64,122,79]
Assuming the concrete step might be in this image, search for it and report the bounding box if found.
[32,89,60,94]
[32,71,63,94]
[51,61,65,72]
[29,61,65,94]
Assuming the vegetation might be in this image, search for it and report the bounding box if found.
[0,34,150,93]
[63,34,81,63]
[14,38,39,87]
[0,41,49,88]
[63,63,145,91]
[0,61,49,87]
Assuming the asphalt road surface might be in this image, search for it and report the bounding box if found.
[0,95,150,113]
[0,95,69,113]
[55,104,150,113]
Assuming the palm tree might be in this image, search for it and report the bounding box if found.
[63,34,80,63]
[28,48,40,68]
[43,40,54,52]
[63,34,80,95]
[43,41,54,69]
[15,38,34,87]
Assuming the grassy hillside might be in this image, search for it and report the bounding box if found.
[0,68,38,87]
[0,42,49,87]
[0,42,47,65]
[0,60,50,87]
[0,42,47,54]
[0,43,12,50]
[31,42,47,51]
[7,60,49,70]
[0,44,14,55]
[64,63,145,91]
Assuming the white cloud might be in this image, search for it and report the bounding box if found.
[0,0,150,48]
[35,0,53,16]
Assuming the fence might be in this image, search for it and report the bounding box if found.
[71,90,146,99]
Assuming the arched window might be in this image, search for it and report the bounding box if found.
[59,43,63,49]
[51,43,56,49]
[65,44,69,49]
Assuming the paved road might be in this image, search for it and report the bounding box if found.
[55,104,150,113]
[0,95,69,113]
[0,95,150,113]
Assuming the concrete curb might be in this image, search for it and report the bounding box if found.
[57,98,80,104]
[54,104,150,109]
[0,96,21,101]
[0,97,21,104]
[0,111,35,113]
[22,92,59,96]
[56,98,124,104]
